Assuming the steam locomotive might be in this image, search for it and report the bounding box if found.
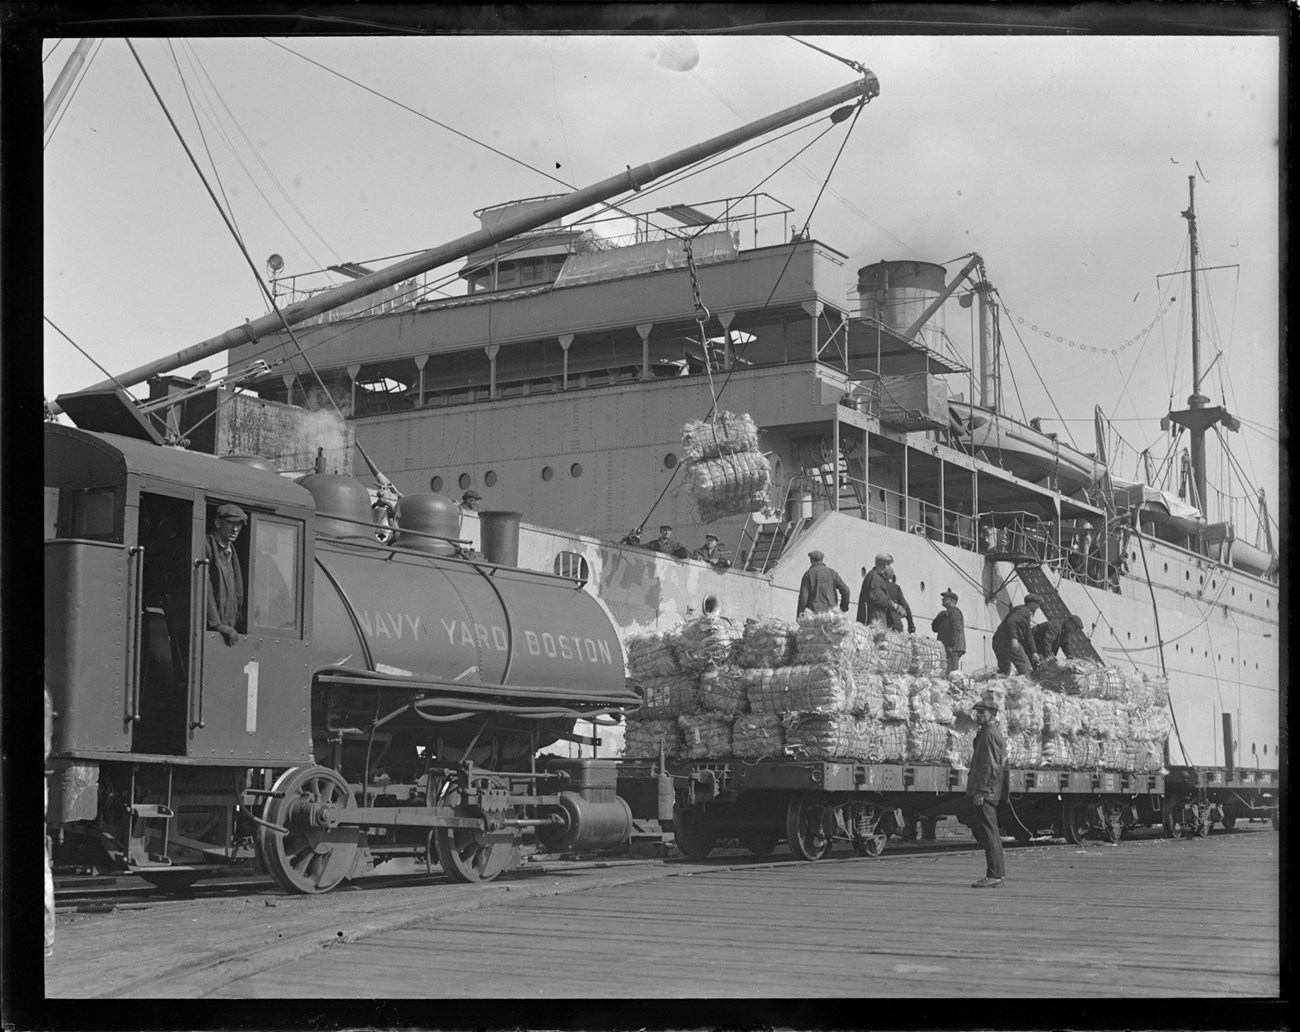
[44,412,645,893]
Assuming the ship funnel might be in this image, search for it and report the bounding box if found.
[479,511,522,567]
[857,260,947,352]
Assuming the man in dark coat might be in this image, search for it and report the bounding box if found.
[797,550,850,618]
[1032,613,1086,661]
[966,690,1006,888]
[856,553,902,627]
[991,594,1042,674]
[886,571,915,634]
[692,533,731,569]
[205,503,246,647]
[931,588,966,672]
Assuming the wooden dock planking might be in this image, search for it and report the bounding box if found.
[209,830,1278,999]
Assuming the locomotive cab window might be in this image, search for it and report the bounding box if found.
[250,515,304,636]
[70,486,118,540]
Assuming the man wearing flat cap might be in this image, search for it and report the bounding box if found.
[1032,612,1087,662]
[991,594,1042,675]
[931,588,966,672]
[692,532,730,569]
[206,503,247,647]
[460,489,482,512]
[856,553,902,628]
[797,550,850,618]
[966,690,1007,887]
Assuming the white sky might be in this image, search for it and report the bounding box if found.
[42,31,1282,533]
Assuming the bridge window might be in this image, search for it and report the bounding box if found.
[554,551,589,584]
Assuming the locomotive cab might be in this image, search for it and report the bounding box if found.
[45,424,316,767]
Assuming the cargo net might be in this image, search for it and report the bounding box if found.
[680,411,771,522]
[619,613,1171,774]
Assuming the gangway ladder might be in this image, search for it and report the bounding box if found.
[814,455,867,517]
[1014,563,1104,663]
[740,475,802,573]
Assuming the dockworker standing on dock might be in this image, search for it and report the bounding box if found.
[967,690,1007,888]
[797,550,850,618]
[856,553,902,627]
[1032,613,1086,661]
[885,571,915,634]
[931,589,966,672]
[991,594,1042,675]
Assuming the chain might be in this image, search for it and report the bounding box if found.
[1000,294,1178,355]
[683,237,719,411]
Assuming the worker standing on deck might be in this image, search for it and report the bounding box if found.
[886,571,915,634]
[692,533,731,569]
[931,589,966,672]
[1032,614,1086,661]
[856,553,903,627]
[460,489,482,512]
[991,594,1041,675]
[967,691,1007,888]
[797,550,850,618]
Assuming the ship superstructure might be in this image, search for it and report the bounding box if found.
[216,191,1278,780]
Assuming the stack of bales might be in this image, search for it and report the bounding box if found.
[621,615,1172,775]
[681,411,771,522]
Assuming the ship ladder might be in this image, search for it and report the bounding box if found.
[1012,563,1103,663]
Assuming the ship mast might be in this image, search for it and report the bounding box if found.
[53,69,880,414]
[1164,175,1238,519]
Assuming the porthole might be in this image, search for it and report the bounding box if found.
[541,466,554,481]
[430,475,444,493]
[458,472,472,490]
[664,453,678,469]
[554,551,590,585]
[570,462,583,478]
[484,470,498,487]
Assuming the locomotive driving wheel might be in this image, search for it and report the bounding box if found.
[256,766,363,895]
[432,776,521,883]
[785,793,835,861]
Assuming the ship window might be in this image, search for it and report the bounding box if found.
[664,453,678,469]
[250,516,302,637]
[541,466,554,481]
[431,476,444,493]
[485,471,498,487]
[570,463,583,478]
[459,473,472,490]
[70,486,117,540]
[519,259,546,284]
[554,551,589,585]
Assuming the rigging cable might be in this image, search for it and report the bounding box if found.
[125,39,377,478]
[44,316,129,395]
[995,291,1080,450]
[629,96,868,533]
[1133,529,1190,765]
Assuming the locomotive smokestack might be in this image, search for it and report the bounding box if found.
[479,511,522,567]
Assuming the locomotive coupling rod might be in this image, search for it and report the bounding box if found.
[498,815,567,828]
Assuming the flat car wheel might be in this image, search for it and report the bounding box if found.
[1161,795,1186,838]
[1060,799,1091,845]
[738,832,780,858]
[256,766,362,894]
[433,779,520,883]
[852,834,887,857]
[673,806,715,860]
[785,792,834,861]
